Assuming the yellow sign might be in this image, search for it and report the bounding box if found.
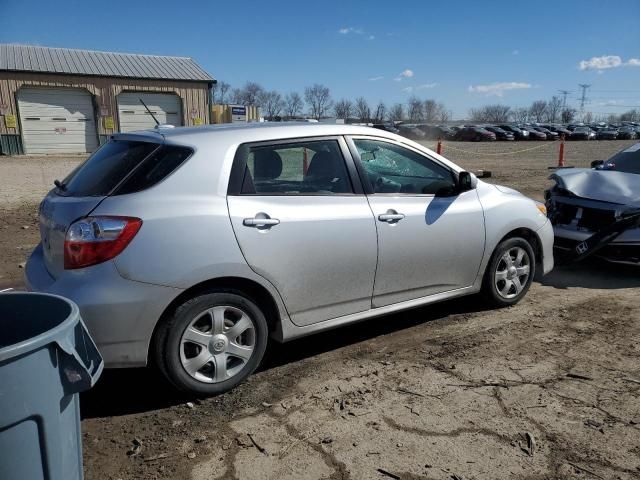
[103,116,114,129]
[193,118,203,126]
[4,114,17,129]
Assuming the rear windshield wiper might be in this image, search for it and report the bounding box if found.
[54,179,67,191]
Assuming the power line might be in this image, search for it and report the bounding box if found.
[578,84,591,111]
[558,90,571,109]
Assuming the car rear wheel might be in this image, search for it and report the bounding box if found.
[155,291,268,395]
[482,237,535,307]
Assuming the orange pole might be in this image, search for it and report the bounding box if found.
[558,134,565,167]
[303,147,309,174]
[436,138,443,155]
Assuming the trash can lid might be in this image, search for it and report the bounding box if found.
[0,292,80,361]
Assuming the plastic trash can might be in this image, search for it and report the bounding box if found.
[0,292,103,480]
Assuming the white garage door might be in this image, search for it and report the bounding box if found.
[117,92,182,132]
[17,88,99,154]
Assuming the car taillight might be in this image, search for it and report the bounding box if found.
[64,216,142,269]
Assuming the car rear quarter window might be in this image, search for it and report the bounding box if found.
[59,140,192,196]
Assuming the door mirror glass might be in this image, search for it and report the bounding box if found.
[458,171,474,192]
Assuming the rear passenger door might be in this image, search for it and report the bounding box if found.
[226,137,378,326]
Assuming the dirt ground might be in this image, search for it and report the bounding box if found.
[1,139,639,480]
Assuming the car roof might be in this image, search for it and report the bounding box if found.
[113,122,401,145]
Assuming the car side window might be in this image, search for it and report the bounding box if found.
[240,139,353,195]
[352,138,457,195]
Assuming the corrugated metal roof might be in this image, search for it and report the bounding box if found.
[0,44,214,82]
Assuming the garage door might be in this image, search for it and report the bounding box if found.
[17,88,99,154]
[117,92,182,132]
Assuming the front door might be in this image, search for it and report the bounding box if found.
[349,137,486,308]
[227,137,377,326]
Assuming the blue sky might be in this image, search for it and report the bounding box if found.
[1,0,639,118]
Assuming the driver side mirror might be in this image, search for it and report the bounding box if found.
[591,160,604,169]
[458,171,474,193]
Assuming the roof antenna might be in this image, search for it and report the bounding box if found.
[139,98,160,126]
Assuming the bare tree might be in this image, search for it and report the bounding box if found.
[373,102,387,122]
[354,97,371,123]
[334,99,353,120]
[230,88,243,105]
[284,92,304,119]
[561,108,576,124]
[545,96,563,123]
[529,100,548,122]
[469,105,510,123]
[620,109,640,122]
[511,107,529,123]
[218,82,231,104]
[233,82,265,106]
[437,103,450,123]
[304,84,333,120]
[212,81,231,104]
[423,99,439,123]
[582,111,593,123]
[388,103,405,122]
[261,91,284,119]
[407,96,424,122]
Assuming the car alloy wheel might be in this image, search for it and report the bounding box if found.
[494,246,531,299]
[179,305,256,383]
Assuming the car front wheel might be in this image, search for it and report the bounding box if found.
[155,291,268,395]
[482,237,535,307]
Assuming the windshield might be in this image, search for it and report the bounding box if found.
[601,144,640,174]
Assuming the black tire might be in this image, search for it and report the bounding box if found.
[154,290,268,395]
[482,237,535,307]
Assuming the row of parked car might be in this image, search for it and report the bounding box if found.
[373,121,640,142]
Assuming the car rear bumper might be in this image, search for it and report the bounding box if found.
[25,243,183,367]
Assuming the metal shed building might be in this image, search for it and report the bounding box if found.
[0,44,214,155]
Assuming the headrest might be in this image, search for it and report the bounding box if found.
[253,149,283,180]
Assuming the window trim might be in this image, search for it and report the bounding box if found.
[345,135,459,197]
[227,135,365,196]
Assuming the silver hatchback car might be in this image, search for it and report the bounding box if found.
[27,123,553,395]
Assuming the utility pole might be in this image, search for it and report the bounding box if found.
[558,90,571,109]
[578,84,591,112]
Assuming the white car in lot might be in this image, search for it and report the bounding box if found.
[27,123,554,395]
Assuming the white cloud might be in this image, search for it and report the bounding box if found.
[338,27,364,35]
[394,69,414,81]
[402,86,413,93]
[468,82,532,97]
[578,55,640,71]
[579,55,622,70]
[416,83,438,90]
[368,76,384,81]
[368,35,375,40]
[512,49,519,55]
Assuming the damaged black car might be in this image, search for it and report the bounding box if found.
[545,142,640,265]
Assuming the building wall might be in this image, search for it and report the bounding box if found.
[0,71,211,154]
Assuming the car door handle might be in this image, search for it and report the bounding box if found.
[243,216,280,227]
[378,210,405,223]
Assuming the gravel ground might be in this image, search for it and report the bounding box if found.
[1,140,639,480]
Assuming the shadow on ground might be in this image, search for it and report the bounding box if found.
[80,295,490,419]
[541,257,640,289]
